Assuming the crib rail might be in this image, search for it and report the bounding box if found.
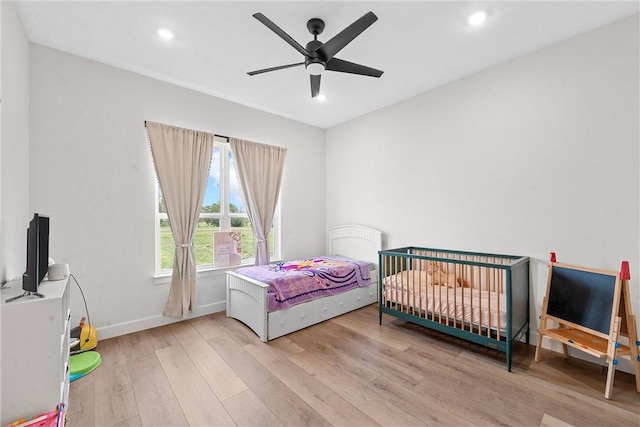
[379,247,530,371]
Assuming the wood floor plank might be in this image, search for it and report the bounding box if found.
[245,343,379,426]
[209,334,331,426]
[331,311,413,351]
[119,332,188,426]
[212,312,260,346]
[92,337,139,425]
[308,320,424,386]
[353,306,470,358]
[189,315,224,340]
[413,375,541,426]
[222,389,283,427]
[144,323,180,351]
[169,321,248,401]
[287,328,380,385]
[289,350,424,426]
[539,413,575,427]
[367,373,475,427]
[266,336,305,356]
[112,415,142,427]
[155,344,235,426]
[67,369,96,426]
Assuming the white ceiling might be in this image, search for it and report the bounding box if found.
[15,1,639,129]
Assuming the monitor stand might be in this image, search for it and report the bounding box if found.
[5,291,45,303]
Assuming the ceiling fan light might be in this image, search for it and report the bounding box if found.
[306,62,325,75]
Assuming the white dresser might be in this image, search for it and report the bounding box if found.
[1,276,70,424]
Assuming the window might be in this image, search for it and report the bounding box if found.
[155,138,278,273]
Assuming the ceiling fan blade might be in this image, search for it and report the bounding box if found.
[247,62,304,76]
[253,13,310,57]
[325,58,383,77]
[310,74,321,97]
[316,11,378,60]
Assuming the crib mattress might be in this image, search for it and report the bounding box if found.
[383,273,506,330]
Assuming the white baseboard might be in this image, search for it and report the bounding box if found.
[95,300,226,340]
[528,330,637,375]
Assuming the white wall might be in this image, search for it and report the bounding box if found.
[0,1,30,284]
[29,45,325,338]
[326,16,639,364]
[1,2,30,406]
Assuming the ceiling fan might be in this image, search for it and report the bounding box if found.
[247,11,384,98]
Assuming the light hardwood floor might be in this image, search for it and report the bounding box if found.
[67,305,639,426]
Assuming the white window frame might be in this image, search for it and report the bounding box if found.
[154,137,280,276]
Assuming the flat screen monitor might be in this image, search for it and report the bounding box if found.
[22,213,50,293]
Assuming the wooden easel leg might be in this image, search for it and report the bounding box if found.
[534,332,543,362]
[604,316,622,399]
[604,359,616,400]
[534,299,548,363]
[626,314,640,393]
[621,278,640,393]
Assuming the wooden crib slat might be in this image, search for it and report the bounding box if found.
[392,255,398,311]
[397,256,402,312]
[470,262,475,333]
[491,266,496,339]
[481,266,487,336]
[497,265,502,341]
[452,258,458,330]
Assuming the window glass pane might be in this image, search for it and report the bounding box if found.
[230,218,252,261]
[203,146,221,213]
[158,187,167,213]
[228,150,246,214]
[160,218,174,269]
[269,227,275,258]
[231,222,274,260]
[194,220,218,266]
[160,219,222,269]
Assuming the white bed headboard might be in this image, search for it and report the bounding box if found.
[327,225,382,265]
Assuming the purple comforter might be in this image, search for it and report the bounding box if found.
[235,256,371,311]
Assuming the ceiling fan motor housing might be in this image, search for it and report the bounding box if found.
[305,38,326,74]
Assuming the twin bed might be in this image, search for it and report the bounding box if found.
[226,225,381,342]
[226,226,530,370]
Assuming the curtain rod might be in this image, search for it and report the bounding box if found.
[144,120,230,142]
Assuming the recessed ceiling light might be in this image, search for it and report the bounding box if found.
[468,11,487,27]
[157,27,174,40]
[315,94,326,102]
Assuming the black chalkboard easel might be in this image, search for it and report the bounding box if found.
[535,254,640,399]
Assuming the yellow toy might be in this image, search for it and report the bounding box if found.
[70,317,97,354]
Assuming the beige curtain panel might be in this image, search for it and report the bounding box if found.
[230,138,287,265]
[146,121,213,318]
